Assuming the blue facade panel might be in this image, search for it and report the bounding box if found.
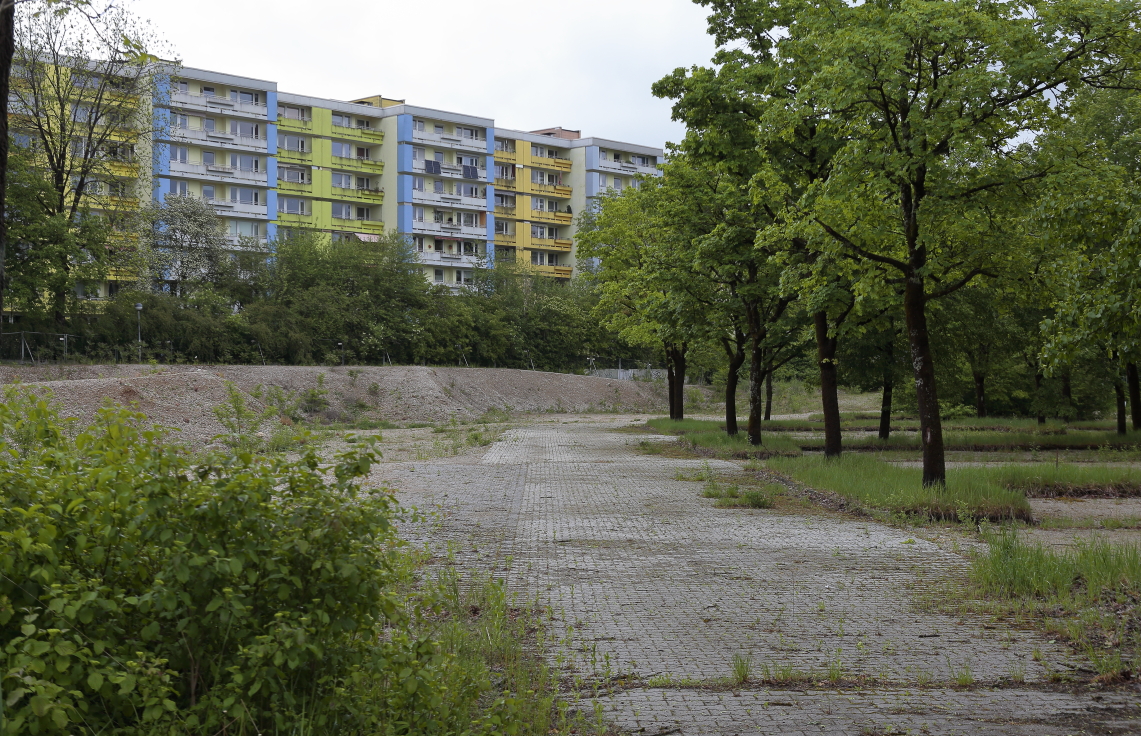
[486,128,495,154]
[585,146,600,169]
[397,143,414,173]
[397,203,413,233]
[265,122,278,155]
[396,114,413,143]
[397,173,413,202]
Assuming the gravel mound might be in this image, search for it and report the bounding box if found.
[2,364,665,429]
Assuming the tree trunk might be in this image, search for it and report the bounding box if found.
[1034,372,1046,425]
[973,371,987,419]
[903,276,945,486]
[814,311,842,457]
[724,334,745,436]
[665,344,678,420]
[673,345,686,421]
[1062,373,1073,421]
[746,334,765,446]
[764,369,773,421]
[0,1,15,337]
[1128,362,1140,431]
[1115,378,1128,436]
[879,370,893,440]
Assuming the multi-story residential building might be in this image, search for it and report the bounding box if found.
[130,66,663,293]
[273,93,386,242]
[156,69,278,248]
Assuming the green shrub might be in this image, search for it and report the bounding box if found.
[0,388,464,734]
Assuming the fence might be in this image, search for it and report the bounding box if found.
[0,331,85,364]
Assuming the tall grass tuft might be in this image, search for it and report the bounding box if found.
[767,454,1032,521]
[972,533,1141,602]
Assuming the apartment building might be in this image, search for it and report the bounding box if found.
[148,66,662,289]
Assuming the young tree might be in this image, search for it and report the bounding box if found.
[137,194,228,295]
[10,0,162,324]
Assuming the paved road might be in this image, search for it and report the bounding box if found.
[379,417,1141,735]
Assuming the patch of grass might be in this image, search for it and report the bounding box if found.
[646,418,801,458]
[971,463,1141,498]
[767,454,1032,521]
[317,418,401,431]
[969,532,1141,681]
[731,654,752,685]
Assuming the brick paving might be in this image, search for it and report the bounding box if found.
[378,417,1141,735]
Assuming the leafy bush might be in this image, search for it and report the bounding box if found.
[0,388,481,734]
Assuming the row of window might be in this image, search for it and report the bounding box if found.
[492,221,562,239]
[411,178,484,198]
[173,81,263,106]
[491,164,564,187]
[278,106,378,130]
[432,268,476,285]
[411,147,482,167]
[411,208,482,227]
[169,179,262,204]
[413,119,482,140]
[600,150,655,167]
[280,136,375,159]
[172,114,262,139]
[413,237,482,256]
[277,199,375,221]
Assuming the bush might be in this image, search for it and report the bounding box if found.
[0,388,471,734]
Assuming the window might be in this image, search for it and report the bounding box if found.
[332,172,352,188]
[413,236,424,252]
[412,176,424,192]
[433,240,443,252]
[412,206,425,222]
[495,220,510,234]
[175,80,188,93]
[230,121,259,138]
[434,210,446,223]
[494,193,515,208]
[170,180,188,196]
[532,198,547,212]
[332,203,353,219]
[281,106,305,120]
[462,241,477,255]
[434,269,444,282]
[460,184,479,198]
[458,127,477,139]
[613,178,623,190]
[598,173,609,190]
[413,119,425,132]
[494,138,514,152]
[434,124,444,134]
[549,253,560,266]
[612,152,622,162]
[356,146,370,160]
[201,185,215,200]
[173,113,189,129]
[600,150,608,161]
[231,89,260,105]
[355,119,371,129]
[230,154,259,172]
[202,151,215,165]
[494,163,514,179]
[458,270,473,284]
[531,224,547,239]
[433,180,444,194]
[357,177,373,191]
[282,168,308,183]
[332,113,350,127]
[461,212,477,227]
[229,220,262,238]
[634,155,654,166]
[331,141,352,158]
[203,117,215,132]
[531,251,548,266]
[434,151,444,163]
[201,86,216,97]
[412,146,424,161]
[230,188,260,205]
[356,207,370,220]
[279,198,306,215]
[172,146,188,163]
[281,135,307,152]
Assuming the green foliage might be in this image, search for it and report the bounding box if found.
[0,387,466,734]
[972,533,1141,602]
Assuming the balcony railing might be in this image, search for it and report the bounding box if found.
[333,155,382,167]
[495,177,516,190]
[277,115,313,127]
[333,121,383,137]
[333,185,384,197]
[277,177,313,186]
[495,206,516,216]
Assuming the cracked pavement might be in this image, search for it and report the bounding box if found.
[378,416,1141,735]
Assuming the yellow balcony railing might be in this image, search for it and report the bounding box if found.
[495,177,517,191]
[533,156,571,172]
[495,206,516,217]
[494,150,517,163]
[530,182,572,198]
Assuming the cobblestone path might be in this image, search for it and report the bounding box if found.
[380,417,1141,735]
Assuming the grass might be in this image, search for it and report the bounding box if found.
[646,418,801,457]
[971,463,1141,497]
[969,532,1141,681]
[701,477,777,509]
[766,453,1033,521]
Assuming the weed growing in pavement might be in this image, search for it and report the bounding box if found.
[827,651,844,684]
[915,669,934,687]
[949,659,975,688]
[731,654,752,685]
[1007,661,1027,683]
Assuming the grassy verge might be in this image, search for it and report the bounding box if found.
[645,418,801,458]
[394,553,598,734]
[766,454,1033,521]
[973,463,1141,497]
[969,533,1141,681]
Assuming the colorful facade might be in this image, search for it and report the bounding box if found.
[150,66,663,287]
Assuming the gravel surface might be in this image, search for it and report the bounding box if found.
[2,364,667,429]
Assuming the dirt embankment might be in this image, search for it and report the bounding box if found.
[1,365,666,445]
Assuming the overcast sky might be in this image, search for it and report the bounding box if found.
[127,0,719,151]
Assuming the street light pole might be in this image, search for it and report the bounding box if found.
[135,303,143,363]
[338,342,344,366]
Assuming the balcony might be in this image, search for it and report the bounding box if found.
[215,199,268,218]
[530,182,572,198]
[170,160,268,185]
[278,147,312,162]
[332,121,383,140]
[528,209,572,225]
[494,233,517,246]
[599,158,658,175]
[531,264,573,278]
[414,220,485,239]
[277,115,313,129]
[411,128,487,152]
[495,206,516,217]
[530,237,572,252]
[494,177,516,191]
[413,190,483,209]
[276,177,313,191]
[276,211,314,226]
[333,185,384,199]
[494,150,517,163]
[532,156,571,172]
[332,155,383,170]
[170,91,268,119]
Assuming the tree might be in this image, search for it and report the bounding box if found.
[137,194,228,295]
[9,0,162,324]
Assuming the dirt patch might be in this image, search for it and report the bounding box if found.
[3,364,666,426]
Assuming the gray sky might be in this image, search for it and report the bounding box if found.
[128,0,718,150]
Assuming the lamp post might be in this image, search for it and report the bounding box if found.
[337,342,344,366]
[135,303,143,363]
